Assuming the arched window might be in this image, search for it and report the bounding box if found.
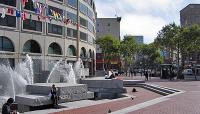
[68,45,76,56]
[80,47,86,58]
[89,49,92,58]
[0,36,14,52]
[23,40,41,53]
[48,43,62,55]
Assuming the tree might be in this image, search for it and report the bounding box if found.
[155,23,181,77]
[120,36,138,75]
[95,35,120,70]
[139,43,163,70]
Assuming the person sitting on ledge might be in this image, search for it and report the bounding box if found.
[2,98,14,114]
[50,84,58,108]
[105,70,115,79]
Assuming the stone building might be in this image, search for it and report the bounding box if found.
[0,0,97,81]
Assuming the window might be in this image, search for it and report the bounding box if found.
[48,23,63,35]
[108,23,110,26]
[67,0,77,8]
[23,40,41,53]
[67,12,77,23]
[88,35,93,43]
[67,28,77,38]
[0,0,16,7]
[80,32,87,41]
[23,19,42,32]
[80,47,86,58]
[48,43,62,55]
[88,21,93,32]
[54,0,63,2]
[0,15,16,27]
[0,36,14,52]
[87,9,93,19]
[80,17,87,27]
[68,45,76,56]
[79,2,87,15]
[24,0,36,11]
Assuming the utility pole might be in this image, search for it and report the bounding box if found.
[76,0,80,60]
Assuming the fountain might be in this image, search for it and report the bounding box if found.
[46,60,76,84]
[11,57,94,112]
[0,54,33,99]
[74,58,85,79]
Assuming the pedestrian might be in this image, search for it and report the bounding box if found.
[2,98,14,114]
[50,84,59,108]
[144,71,148,81]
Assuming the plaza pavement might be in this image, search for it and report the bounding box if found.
[24,75,200,114]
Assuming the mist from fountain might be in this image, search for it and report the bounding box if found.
[46,59,76,84]
[74,58,85,79]
[46,58,85,84]
[0,54,33,99]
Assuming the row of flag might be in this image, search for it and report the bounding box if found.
[0,0,78,26]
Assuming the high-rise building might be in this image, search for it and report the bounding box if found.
[0,0,97,81]
[96,17,121,40]
[180,4,200,26]
[180,4,200,65]
[124,35,144,44]
[96,17,121,70]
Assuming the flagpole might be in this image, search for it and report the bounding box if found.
[76,1,80,60]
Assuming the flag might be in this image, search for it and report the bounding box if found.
[38,15,40,21]
[21,12,26,21]
[1,8,6,18]
[16,10,21,17]
[7,8,14,15]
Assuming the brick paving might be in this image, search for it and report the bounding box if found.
[50,75,200,114]
[50,86,161,114]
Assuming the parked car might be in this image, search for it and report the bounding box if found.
[182,69,193,75]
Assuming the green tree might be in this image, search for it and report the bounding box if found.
[120,36,138,75]
[139,43,163,70]
[95,35,120,70]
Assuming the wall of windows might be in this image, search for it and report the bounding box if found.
[0,0,16,7]
[67,28,77,38]
[48,23,63,35]
[80,17,87,27]
[88,21,94,32]
[87,9,93,20]
[79,2,87,15]
[67,0,77,8]
[67,12,77,23]
[80,32,87,41]
[0,15,16,28]
[23,19,42,32]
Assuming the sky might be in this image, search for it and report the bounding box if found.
[95,0,200,44]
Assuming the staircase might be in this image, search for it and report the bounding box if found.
[135,83,180,96]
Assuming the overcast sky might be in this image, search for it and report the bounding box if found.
[95,0,200,44]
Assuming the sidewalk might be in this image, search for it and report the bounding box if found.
[25,76,200,114]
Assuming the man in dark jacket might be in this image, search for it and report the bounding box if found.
[2,98,14,114]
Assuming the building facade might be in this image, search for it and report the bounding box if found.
[180,4,200,66]
[96,17,121,70]
[0,0,97,80]
[180,4,200,26]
